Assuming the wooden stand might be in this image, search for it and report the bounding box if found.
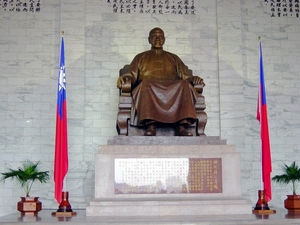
[52,192,77,217]
[252,190,276,214]
[17,197,42,215]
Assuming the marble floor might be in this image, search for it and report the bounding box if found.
[1,208,300,225]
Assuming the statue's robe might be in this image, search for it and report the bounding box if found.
[123,48,198,126]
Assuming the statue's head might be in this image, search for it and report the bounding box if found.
[148,27,165,49]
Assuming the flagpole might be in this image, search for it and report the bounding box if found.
[258,36,264,193]
[61,29,67,195]
[52,30,76,217]
[253,36,275,214]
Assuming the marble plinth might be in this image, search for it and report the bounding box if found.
[86,137,252,217]
[107,136,227,145]
[87,196,252,216]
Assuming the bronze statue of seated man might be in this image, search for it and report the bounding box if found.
[117,27,205,136]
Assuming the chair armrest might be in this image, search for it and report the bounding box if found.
[120,79,132,97]
[193,83,204,94]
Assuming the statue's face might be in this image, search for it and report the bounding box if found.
[148,29,165,49]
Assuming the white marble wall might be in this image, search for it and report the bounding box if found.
[0,0,299,216]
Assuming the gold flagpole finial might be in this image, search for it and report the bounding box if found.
[61,30,64,35]
[258,36,261,41]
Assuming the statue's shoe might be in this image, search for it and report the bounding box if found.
[177,128,193,136]
[144,125,156,136]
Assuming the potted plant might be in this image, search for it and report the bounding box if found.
[1,160,50,215]
[272,161,300,212]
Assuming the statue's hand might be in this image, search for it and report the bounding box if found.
[117,75,133,89]
[192,76,205,86]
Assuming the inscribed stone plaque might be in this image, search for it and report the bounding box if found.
[115,158,222,194]
[188,158,222,193]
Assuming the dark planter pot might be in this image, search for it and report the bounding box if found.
[284,195,300,212]
[17,197,42,215]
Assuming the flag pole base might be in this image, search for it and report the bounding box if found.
[252,209,277,214]
[252,190,276,214]
[51,191,77,217]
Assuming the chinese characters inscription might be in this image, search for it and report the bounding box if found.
[107,0,195,15]
[114,158,222,194]
[188,158,222,193]
[0,0,41,12]
[264,0,299,17]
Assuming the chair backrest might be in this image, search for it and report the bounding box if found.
[119,64,130,77]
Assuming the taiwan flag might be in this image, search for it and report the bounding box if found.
[257,41,272,202]
[54,35,68,204]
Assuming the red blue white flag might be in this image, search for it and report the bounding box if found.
[257,41,272,202]
[54,35,68,204]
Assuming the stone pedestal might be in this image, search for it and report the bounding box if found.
[86,137,252,217]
